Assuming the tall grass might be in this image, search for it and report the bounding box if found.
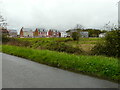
[1,45,119,83]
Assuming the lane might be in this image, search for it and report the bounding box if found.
[2,53,119,88]
[0,53,2,89]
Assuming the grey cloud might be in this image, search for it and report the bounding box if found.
[1,0,119,32]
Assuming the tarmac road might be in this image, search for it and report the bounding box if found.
[2,53,119,88]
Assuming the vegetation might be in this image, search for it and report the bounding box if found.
[2,36,104,55]
[71,32,80,41]
[92,30,120,58]
[85,29,107,37]
[1,45,119,83]
[2,37,83,54]
[66,29,107,37]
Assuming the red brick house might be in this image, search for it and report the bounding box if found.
[47,29,61,37]
[34,28,39,37]
[20,27,33,38]
[33,28,47,37]
[48,30,54,37]
[20,27,23,37]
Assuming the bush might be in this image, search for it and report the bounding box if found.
[2,37,82,54]
[46,42,82,54]
[3,37,31,47]
[92,30,120,58]
[2,36,10,43]
[71,32,80,41]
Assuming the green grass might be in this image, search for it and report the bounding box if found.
[1,45,119,83]
[7,37,103,53]
[17,37,72,43]
[65,38,103,53]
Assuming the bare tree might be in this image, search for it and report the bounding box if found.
[74,24,84,29]
[103,21,111,30]
[0,14,7,28]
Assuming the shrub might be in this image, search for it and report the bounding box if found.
[92,30,120,58]
[46,41,82,54]
[2,36,10,43]
[3,37,31,47]
[71,32,80,41]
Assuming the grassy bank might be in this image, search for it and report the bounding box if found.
[3,37,103,55]
[1,45,119,83]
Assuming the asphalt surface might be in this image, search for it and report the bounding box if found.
[2,53,119,88]
[0,53,2,89]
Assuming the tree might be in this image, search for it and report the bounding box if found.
[0,14,9,43]
[71,32,80,41]
[105,30,120,57]
[75,24,84,30]
[0,14,7,28]
[92,30,120,58]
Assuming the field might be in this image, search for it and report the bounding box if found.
[1,45,119,83]
[2,37,103,55]
[66,38,103,53]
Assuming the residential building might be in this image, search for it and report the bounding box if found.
[47,30,54,37]
[80,32,89,38]
[61,32,67,37]
[66,29,89,38]
[33,28,47,37]
[20,27,33,38]
[47,29,61,37]
[33,28,39,37]
[8,29,17,37]
[99,33,106,38]
[0,26,9,36]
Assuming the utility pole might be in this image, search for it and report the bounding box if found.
[118,1,120,29]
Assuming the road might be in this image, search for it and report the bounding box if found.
[0,53,2,89]
[2,53,119,88]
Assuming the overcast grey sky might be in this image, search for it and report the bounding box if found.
[0,0,119,32]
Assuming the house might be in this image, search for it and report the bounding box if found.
[47,29,54,37]
[99,33,106,38]
[47,29,61,37]
[80,31,89,38]
[66,29,89,38]
[40,29,47,37]
[8,29,17,37]
[20,27,33,38]
[0,26,9,36]
[33,28,39,37]
[33,28,47,37]
[61,32,67,37]
[53,30,61,37]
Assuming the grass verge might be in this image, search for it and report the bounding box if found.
[1,45,120,83]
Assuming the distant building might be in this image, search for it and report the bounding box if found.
[33,28,48,37]
[40,29,47,37]
[80,31,89,38]
[20,27,33,38]
[8,29,17,37]
[66,29,89,38]
[33,28,39,37]
[0,26,9,36]
[61,32,67,37]
[99,33,106,38]
[47,29,61,37]
[53,30,61,37]
[20,27,62,38]
[47,29,54,37]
